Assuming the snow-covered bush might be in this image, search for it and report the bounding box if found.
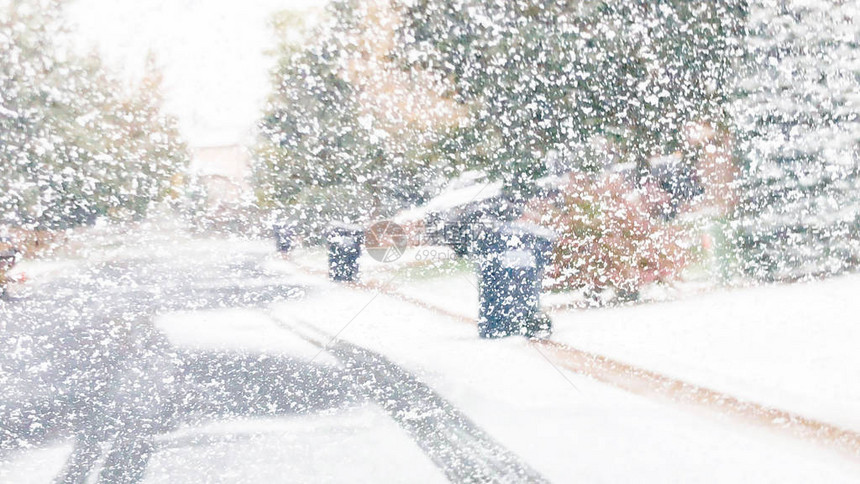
[522,172,692,299]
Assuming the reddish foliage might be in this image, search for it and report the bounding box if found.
[522,172,692,295]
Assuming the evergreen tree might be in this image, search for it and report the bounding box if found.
[396,0,744,185]
[254,12,374,227]
[0,0,189,230]
[733,0,860,280]
[254,0,454,232]
[255,0,744,237]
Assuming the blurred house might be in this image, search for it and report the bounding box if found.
[190,144,252,206]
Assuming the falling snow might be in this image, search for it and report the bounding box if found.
[2,0,860,482]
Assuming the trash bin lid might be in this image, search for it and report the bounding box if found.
[273,221,296,230]
[327,222,365,244]
[499,221,556,244]
[273,225,294,238]
[471,220,556,256]
[328,222,363,233]
[328,234,357,246]
[501,249,536,268]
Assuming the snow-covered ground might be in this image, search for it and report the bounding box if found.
[4,236,860,482]
[265,249,860,481]
[551,276,860,433]
[1,408,446,484]
[326,245,860,436]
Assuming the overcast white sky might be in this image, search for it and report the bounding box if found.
[67,0,324,148]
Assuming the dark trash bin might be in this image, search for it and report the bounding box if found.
[473,222,555,339]
[273,223,296,254]
[327,223,364,283]
[0,246,17,299]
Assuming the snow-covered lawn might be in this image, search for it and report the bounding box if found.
[551,275,860,433]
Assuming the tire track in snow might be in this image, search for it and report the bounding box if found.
[268,314,550,484]
[286,257,860,460]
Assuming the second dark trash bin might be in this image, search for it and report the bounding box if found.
[327,223,364,283]
[273,223,296,254]
[473,222,555,339]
